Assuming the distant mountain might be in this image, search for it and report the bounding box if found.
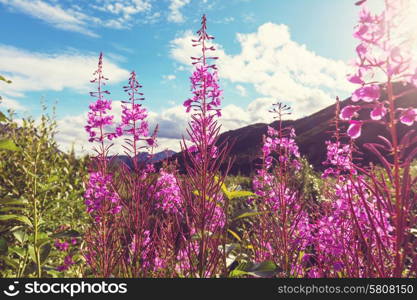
[163,82,417,175]
[111,150,176,169]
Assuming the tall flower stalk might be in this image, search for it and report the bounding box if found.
[177,15,232,277]
[83,53,122,277]
[114,71,162,277]
[342,0,417,277]
[251,103,310,277]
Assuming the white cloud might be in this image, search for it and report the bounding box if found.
[170,22,355,119]
[0,96,25,111]
[0,45,130,99]
[0,0,158,34]
[148,105,190,139]
[54,97,280,156]
[101,0,151,16]
[168,0,190,23]
[162,74,176,81]
[0,0,99,37]
[235,84,247,97]
[55,103,187,155]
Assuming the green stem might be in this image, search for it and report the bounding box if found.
[32,142,42,278]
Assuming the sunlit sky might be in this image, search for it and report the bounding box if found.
[0,0,385,153]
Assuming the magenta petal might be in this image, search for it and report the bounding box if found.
[347,73,364,84]
[356,44,367,58]
[340,105,361,120]
[370,103,387,120]
[347,120,363,139]
[399,108,417,126]
[352,85,380,102]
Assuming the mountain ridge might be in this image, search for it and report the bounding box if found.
[161,82,417,175]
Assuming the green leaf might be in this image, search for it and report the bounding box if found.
[227,229,242,242]
[12,230,27,244]
[0,111,6,122]
[36,238,50,248]
[50,230,81,239]
[0,198,27,205]
[28,245,36,263]
[232,209,269,221]
[0,215,32,227]
[40,243,51,264]
[229,269,250,277]
[0,75,12,84]
[47,175,59,183]
[3,256,19,270]
[0,207,26,213]
[0,138,19,151]
[8,246,25,258]
[46,269,61,278]
[0,236,8,255]
[246,261,279,277]
[220,182,230,197]
[228,190,256,200]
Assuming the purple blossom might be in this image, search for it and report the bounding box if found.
[347,72,364,84]
[399,107,417,126]
[57,255,75,272]
[85,53,116,143]
[322,141,355,177]
[115,71,156,149]
[370,102,387,120]
[84,171,121,219]
[54,240,69,252]
[351,85,380,102]
[154,170,183,215]
[347,120,363,139]
[184,65,222,117]
[340,105,361,120]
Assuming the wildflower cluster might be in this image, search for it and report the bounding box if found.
[154,170,182,215]
[116,71,156,155]
[343,0,417,138]
[84,171,121,220]
[85,53,117,143]
[54,238,78,272]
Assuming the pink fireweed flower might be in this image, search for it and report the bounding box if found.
[347,120,363,139]
[54,240,69,252]
[154,170,183,215]
[57,255,75,272]
[356,43,367,59]
[85,53,116,143]
[183,15,222,123]
[84,171,121,220]
[353,6,385,44]
[351,85,380,102]
[370,102,387,120]
[184,65,222,116]
[116,71,156,152]
[399,107,417,126]
[340,105,361,120]
[322,141,356,178]
[347,72,364,84]
[311,177,394,276]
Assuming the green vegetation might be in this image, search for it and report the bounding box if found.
[0,105,88,278]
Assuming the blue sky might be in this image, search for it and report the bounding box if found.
[0,0,378,153]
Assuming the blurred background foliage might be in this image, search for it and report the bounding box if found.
[0,98,88,277]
